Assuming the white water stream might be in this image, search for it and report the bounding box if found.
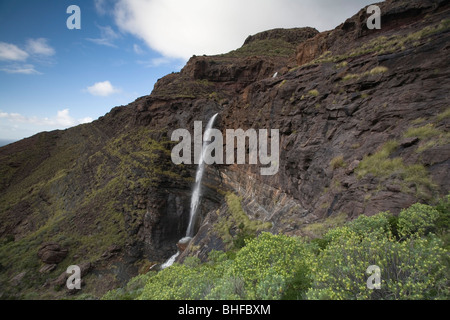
[161,113,218,269]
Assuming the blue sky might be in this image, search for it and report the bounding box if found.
[0,0,377,141]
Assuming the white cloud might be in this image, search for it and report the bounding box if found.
[0,42,29,61]
[0,109,93,127]
[86,81,121,96]
[133,43,145,55]
[137,56,172,68]
[79,117,94,124]
[114,0,377,60]
[0,38,56,74]
[95,0,108,15]
[87,25,120,47]
[95,0,117,15]
[26,38,55,56]
[0,64,40,74]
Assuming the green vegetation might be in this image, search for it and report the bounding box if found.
[222,39,296,58]
[355,140,435,198]
[342,66,389,82]
[335,61,348,69]
[152,77,216,100]
[405,123,442,139]
[356,140,401,178]
[343,73,359,81]
[411,117,427,125]
[330,155,346,170]
[0,126,185,298]
[307,19,450,66]
[308,89,319,97]
[404,123,450,153]
[369,66,389,75]
[436,108,450,122]
[214,193,272,249]
[302,212,348,238]
[103,199,449,300]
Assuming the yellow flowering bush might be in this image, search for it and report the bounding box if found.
[307,212,449,300]
[103,200,448,300]
[398,203,440,237]
[229,232,314,299]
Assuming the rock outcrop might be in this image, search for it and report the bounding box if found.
[37,243,68,265]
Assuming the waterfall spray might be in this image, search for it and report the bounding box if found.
[161,113,218,269]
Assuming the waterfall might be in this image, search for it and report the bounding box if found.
[186,113,218,237]
[161,113,218,269]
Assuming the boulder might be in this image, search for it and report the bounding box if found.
[176,237,192,252]
[37,242,68,264]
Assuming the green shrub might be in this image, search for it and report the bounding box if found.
[255,269,286,300]
[281,263,313,300]
[356,140,400,178]
[103,202,448,301]
[205,276,246,300]
[347,211,392,238]
[398,203,440,238]
[435,195,450,231]
[137,263,222,300]
[303,212,348,238]
[102,273,153,300]
[308,227,448,300]
[230,232,313,299]
[356,140,435,197]
[404,123,441,139]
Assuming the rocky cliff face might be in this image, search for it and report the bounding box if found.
[0,0,449,299]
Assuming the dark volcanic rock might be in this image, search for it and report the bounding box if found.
[37,243,68,265]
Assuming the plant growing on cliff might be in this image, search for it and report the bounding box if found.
[214,193,272,249]
[355,140,435,198]
[308,89,319,97]
[330,155,346,170]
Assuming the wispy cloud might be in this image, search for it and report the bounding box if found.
[0,39,56,74]
[26,38,55,56]
[0,109,92,127]
[0,64,41,74]
[86,81,121,97]
[0,42,29,61]
[137,57,172,68]
[87,25,121,47]
[94,0,117,16]
[133,43,145,55]
[94,0,108,15]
